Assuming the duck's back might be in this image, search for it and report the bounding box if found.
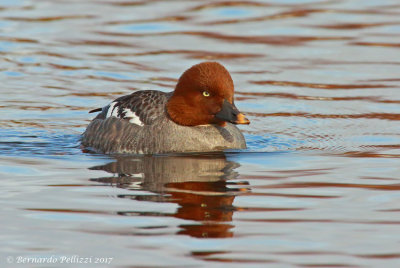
[81,90,246,154]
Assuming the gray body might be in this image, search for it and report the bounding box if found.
[81,92,246,154]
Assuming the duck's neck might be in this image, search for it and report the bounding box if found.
[166,94,212,126]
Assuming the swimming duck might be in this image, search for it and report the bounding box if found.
[81,62,250,154]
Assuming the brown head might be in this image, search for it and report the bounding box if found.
[166,62,250,126]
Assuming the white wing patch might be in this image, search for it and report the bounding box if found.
[105,102,144,127]
[106,102,119,118]
[123,108,144,126]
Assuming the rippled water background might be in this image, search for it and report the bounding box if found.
[1,0,400,267]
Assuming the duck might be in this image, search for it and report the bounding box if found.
[81,61,250,154]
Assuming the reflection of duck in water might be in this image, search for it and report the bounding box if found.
[90,153,249,238]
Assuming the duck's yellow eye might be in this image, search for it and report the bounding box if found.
[202,91,210,97]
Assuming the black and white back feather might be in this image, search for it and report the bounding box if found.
[90,90,171,126]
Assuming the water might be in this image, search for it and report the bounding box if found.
[1,0,400,267]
